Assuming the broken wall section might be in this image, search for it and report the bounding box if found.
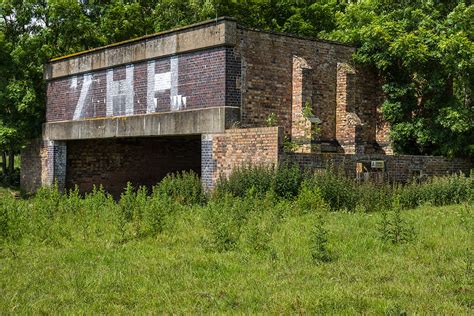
[235,27,390,154]
[20,139,66,193]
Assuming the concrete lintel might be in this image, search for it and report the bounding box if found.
[45,18,237,80]
[43,107,240,141]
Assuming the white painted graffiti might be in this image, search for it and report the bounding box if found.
[106,65,134,117]
[72,74,92,120]
[146,56,186,114]
[70,56,187,120]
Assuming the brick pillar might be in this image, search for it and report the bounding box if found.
[20,139,48,194]
[291,56,315,153]
[201,134,216,190]
[336,63,362,154]
[376,108,394,155]
[46,140,67,191]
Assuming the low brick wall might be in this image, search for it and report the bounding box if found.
[284,153,473,182]
[201,127,283,189]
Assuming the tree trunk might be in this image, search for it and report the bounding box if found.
[8,147,14,175]
[1,151,6,174]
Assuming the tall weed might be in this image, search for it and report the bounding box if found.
[302,171,357,211]
[398,173,473,209]
[214,165,274,198]
[272,163,303,199]
[214,163,303,199]
[310,213,332,263]
[378,197,416,244]
[155,170,206,205]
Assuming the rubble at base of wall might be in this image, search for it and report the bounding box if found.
[282,153,473,183]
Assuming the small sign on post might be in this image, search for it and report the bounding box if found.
[371,160,385,169]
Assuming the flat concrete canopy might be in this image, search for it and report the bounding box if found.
[44,106,240,141]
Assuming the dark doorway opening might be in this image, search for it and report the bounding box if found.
[66,135,201,197]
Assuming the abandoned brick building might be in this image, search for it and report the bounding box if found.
[21,17,472,196]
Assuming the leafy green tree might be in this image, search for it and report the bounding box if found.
[0,0,103,175]
[327,0,474,157]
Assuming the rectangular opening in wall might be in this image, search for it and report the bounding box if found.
[66,135,201,197]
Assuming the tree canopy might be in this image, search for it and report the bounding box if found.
[0,0,472,163]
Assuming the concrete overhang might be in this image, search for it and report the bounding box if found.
[45,17,237,80]
[43,106,240,141]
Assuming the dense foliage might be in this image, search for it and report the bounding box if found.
[0,0,472,165]
[0,170,472,313]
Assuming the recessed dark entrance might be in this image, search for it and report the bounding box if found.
[66,135,201,197]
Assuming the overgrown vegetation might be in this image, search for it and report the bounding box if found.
[216,164,473,212]
[0,168,472,313]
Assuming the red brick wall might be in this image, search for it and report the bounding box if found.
[46,47,231,122]
[201,127,283,188]
[235,28,388,153]
[66,136,201,197]
[285,153,473,183]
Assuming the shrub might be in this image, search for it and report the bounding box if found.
[422,174,473,206]
[214,163,303,199]
[239,210,278,253]
[214,165,274,198]
[155,170,206,205]
[204,196,241,252]
[272,163,303,199]
[0,195,26,243]
[296,185,329,214]
[204,194,270,252]
[396,182,421,209]
[143,188,180,235]
[117,183,148,240]
[303,170,357,211]
[398,173,473,209]
[356,182,393,213]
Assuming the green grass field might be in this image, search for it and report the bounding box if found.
[1,200,472,314]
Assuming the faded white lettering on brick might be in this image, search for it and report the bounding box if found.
[170,56,186,111]
[72,74,92,120]
[106,65,134,117]
[146,61,156,113]
[155,72,171,91]
[70,76,77,89]
[146,56,186,113]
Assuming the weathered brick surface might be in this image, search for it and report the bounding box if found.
[291,56,314,152]
[66,136,201,197]
[235,27,388,153]
[284,153,473,183]
[46,140,67,190]
[46,47,231,122]
[201,127,283,189]
[20,139,48,193]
